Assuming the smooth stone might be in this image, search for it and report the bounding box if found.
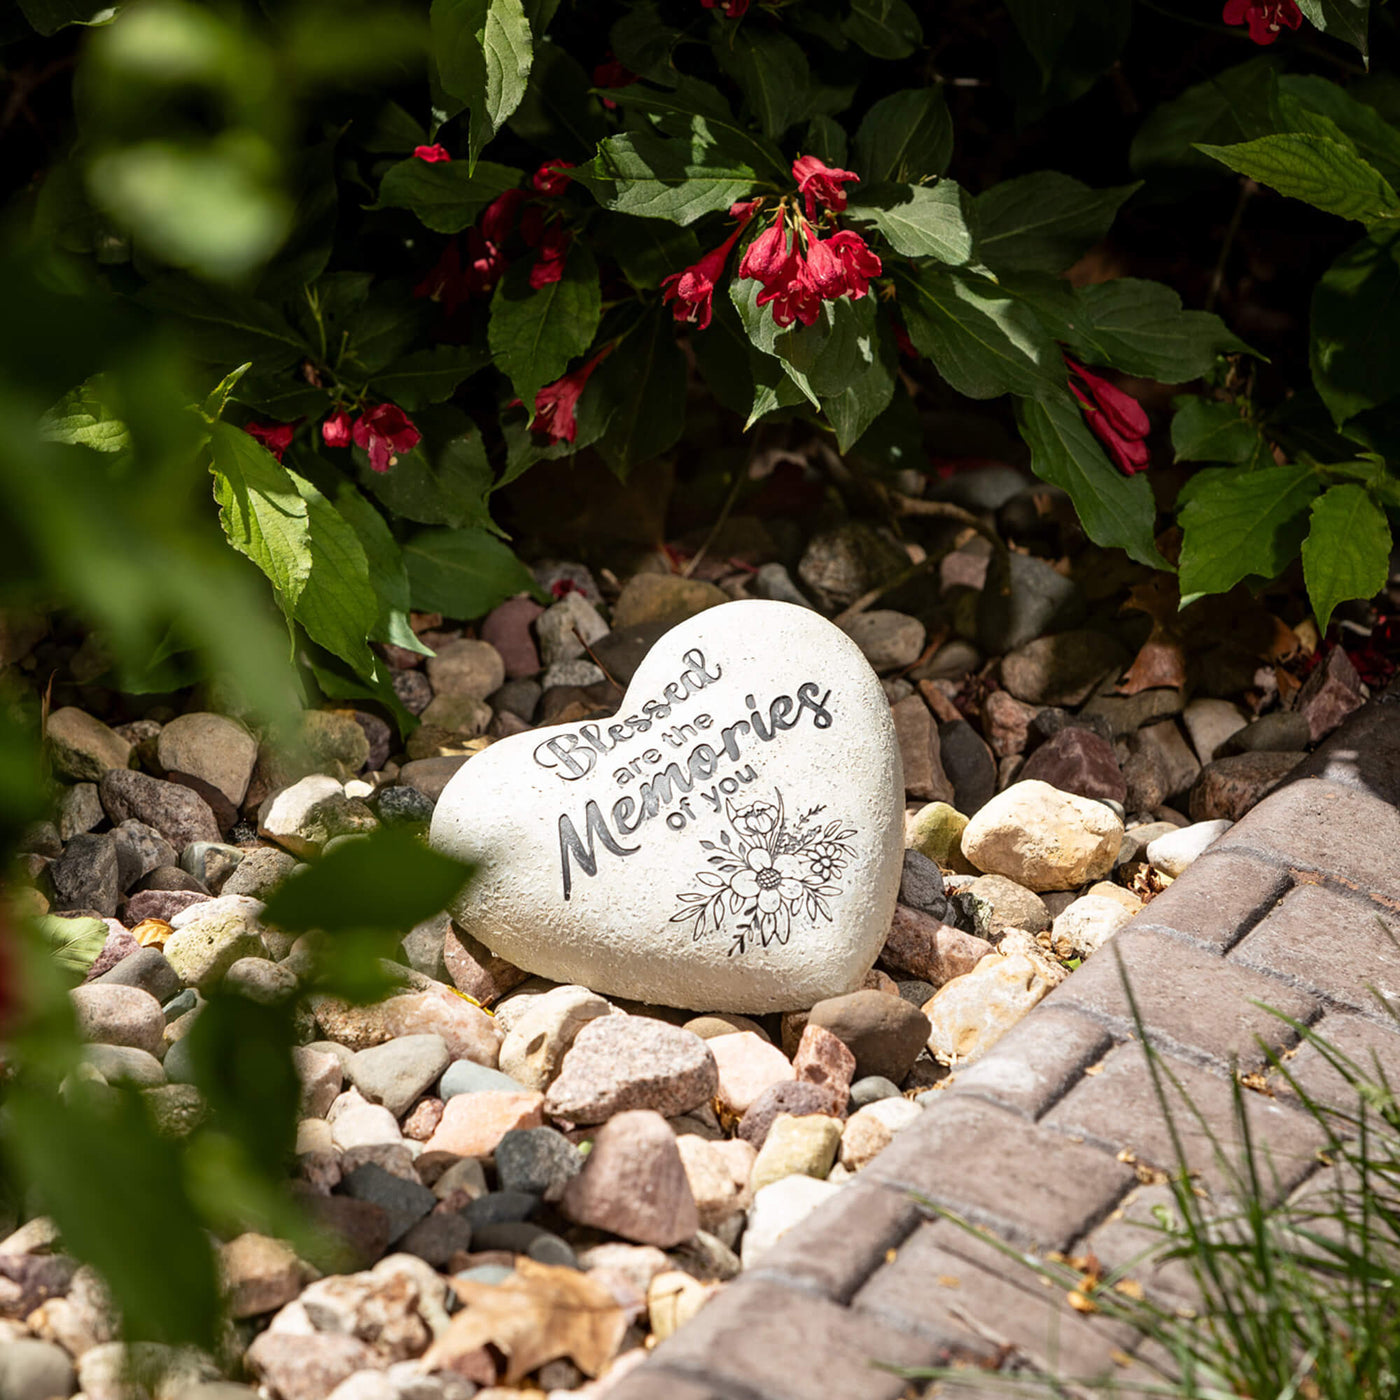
[559,1109,698,1247]
[1223,711,1311,755]
[431,601,905,1013]
[439,1059,526,1100]
[913,640,982,683]
[736,1080,839,1150]
[740,1176,842,1268]
[1018,727,1126,806]
[56,783,104,840]
[422,1091,543,1157]
[960,780,1123,891]
[749,1112,842,1193]
[798,523,908,611]
[46,707,132,782]
[923,952,1054,1065]
[708,1032,795,1117]
[163,909,264,992]
[838,1097,922,1170]
[257,775,345,856]
[1129,720,1200,801]
[751,562,813,609]
[543,1016,718,1124]
[536,593,608,668]
[220,1234,307,1319]
[493,1127,582,1201]
[806,990,930,1084]
[975,552,1086,655]
[180,842,244,892]
[905,802,973,873]
[98,770,220,849]
[848,1075,902,1108]
[675,1135,749,1230]
[839,611,925,673]
[157,713,258,807]
[497,984,613,1092]
[481,597,545,679]
[1181,698,1248,766]
[937,720,997,816]
[881,905,992,986]
[683,1013,770,1042]
[1145,819,1233,877]
[49,833,120,916]
[84,1044,165,1087]
[93,947,181,1003]
[397,756,469,803]
[346,1035,451,1118]
[426,639,505,701]
[0,1340,75,1400]
[69,984,163,1055]
[220,846,298,900]
[890,696,954,805]
[1189,752,1304,822]
[611,574,728,630]
[1049,895,1134,958]
[1000,631,1128,707]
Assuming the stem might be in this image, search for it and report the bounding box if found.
[681,442,756,579]
[1206,178,1255,315]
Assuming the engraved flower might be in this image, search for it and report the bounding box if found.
[726,845,805,915]
[731,801,779,840]
[806,841,846,883]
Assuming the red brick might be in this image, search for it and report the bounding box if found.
[748,1180,923,1303]
[940,1005,1114,1119]
[1129,849,1291,953]
[1212,777,1400,908]
[1041,1042,1328,1201]
[649,1276,940,1400]
[1230,881,1400,1020]
[854,1219,1142,1383]
[1047,927,1318,1073]
[865,1096,1133,1251]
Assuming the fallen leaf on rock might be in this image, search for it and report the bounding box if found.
[131,919,171,948]
[1117,637,1188,696]
[425,1258,627,1384]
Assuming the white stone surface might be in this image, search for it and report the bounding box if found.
[1050,894,1134,959]
[740,1175,843,1268]
[1146,819,1233,878]
[923,952,1054,1065]
[431,601,904,1013]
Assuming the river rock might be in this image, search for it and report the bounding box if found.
[1018,727,1126,805]
[839,611,925,673]
[156,713,258,808]
[1145,818,1232,877]
[1182,698,1248,767]
[1189,752,1303,822]
[960,780,1123,891]
[430,601,905,1013]
[1295,646,1365,741]
[46,707,132,782]
[923,952,1053,1065]
[999,631,1127,708]
[1049,895,1134,958]
[99,770,221,850]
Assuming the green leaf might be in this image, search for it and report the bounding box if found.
[208,422,312,620]
[1302,482,1391,632]
[842,0,922,59]
[715,28,812,141]
[137,277,308,370]
[818,302,898,452]
[333,483,429,655]
[580,129,763,224]
[1130,58,1277,173]
[374,158,522,233]
[605,216,702,290]
[404,526,537,617]
[1196,134,1400,224]
[854,89,952,184]
[1015,391,1166,568]
[972,173,1140,274]
[38,376,131,454]
[1004,0,1076,85]
[846,182,972,263]
[592,305,687,479]
[198,363,251,424]
[1278,76,1400,186]
[747,362,810,426]
[35,915,108,977]
[488,242,602,413]
[431,0,534,168]
[803,115,849,168]
[893,263,1060,399]
[508,42,606,160]
[266,825,474,934]
[1063,279,1253,383]
[1311,228,1400,426]
[1294,0,1369,62]
[362,426,497,530]
[369,345,492,410]
[288,471,381,680]
[609,2,681,84]
[690,290,758,417]
[1177,462,1320,601]
[729,277,819,408]
[1171,398,1269,465]
[17,0,113,35]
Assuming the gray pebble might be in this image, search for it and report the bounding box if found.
[472,1222,578,1269]
[848,1076,903,1108]
[494,1128,582,1202]
[462,1190,539,1229]
[439,1060,527,1100]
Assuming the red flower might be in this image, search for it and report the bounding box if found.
[660,206,758,330]
[592,57,637,108]
[701,0,750,16]
[529,222,572,289]
[482,188,525,245]
[802,234,849,299]
[738,207,791,285]
[792,154,860,219]
[463,228,508,297]
[414,144,452,163]
[321,410,352,448]
[827,229,882,299]
[1222,0,1303,43]
[1066,356,1151,476]
[245,421,295,462]
[532,160,576,197]
[532,348,612,445]
[352,403,420,473]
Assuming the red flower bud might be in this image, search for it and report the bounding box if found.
[482,187,525,246]
[1068,381,1151,476]
[660,222,750,330]
[532,347,612,445]
[1065,356,1150,440]
[352,403,421,474]
[802,235,849,299]
[532,160,576,196]
[529,221,572,290]
[827,229,882,299]
[792,154,860,219]
[592,56,637,108]
[414,144,452,163]
[321,410,353,448]
[738,208,791,286]
[1222,0,1303,44]
[700,0,751,15]
[245,421,295,462]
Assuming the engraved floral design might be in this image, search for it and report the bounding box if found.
[670,789,858,956]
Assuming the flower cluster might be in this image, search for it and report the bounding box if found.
[323,403,421,472]
[1065,354,1151,476]
[1222,0,1303,44]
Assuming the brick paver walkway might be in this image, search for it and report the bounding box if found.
[608,687,1400,1400]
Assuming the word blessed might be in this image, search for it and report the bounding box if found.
[532,648,722,780]
[555,682,834,898]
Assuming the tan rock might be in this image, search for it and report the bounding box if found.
[220,1234,306,1319]
[923,952,1053,1066]
[46,708,132,782]
[422,1091,544,1157]
[610,574,727,630]
[838,1097,923,1170]
[960,780,1122,890]
[647,1270,714,1342]
[709,1032,795,1117]
[675,1135,746,1231]
[1050,894,1134,958]
[498,985,613,1091]
[749,1113,842,1193]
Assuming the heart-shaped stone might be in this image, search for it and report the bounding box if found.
[430,600,904,1012]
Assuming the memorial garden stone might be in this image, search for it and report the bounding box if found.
[431,601,904,1012]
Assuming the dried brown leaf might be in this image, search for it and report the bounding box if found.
[131,919,171,948]
[426,1258,627,1385]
